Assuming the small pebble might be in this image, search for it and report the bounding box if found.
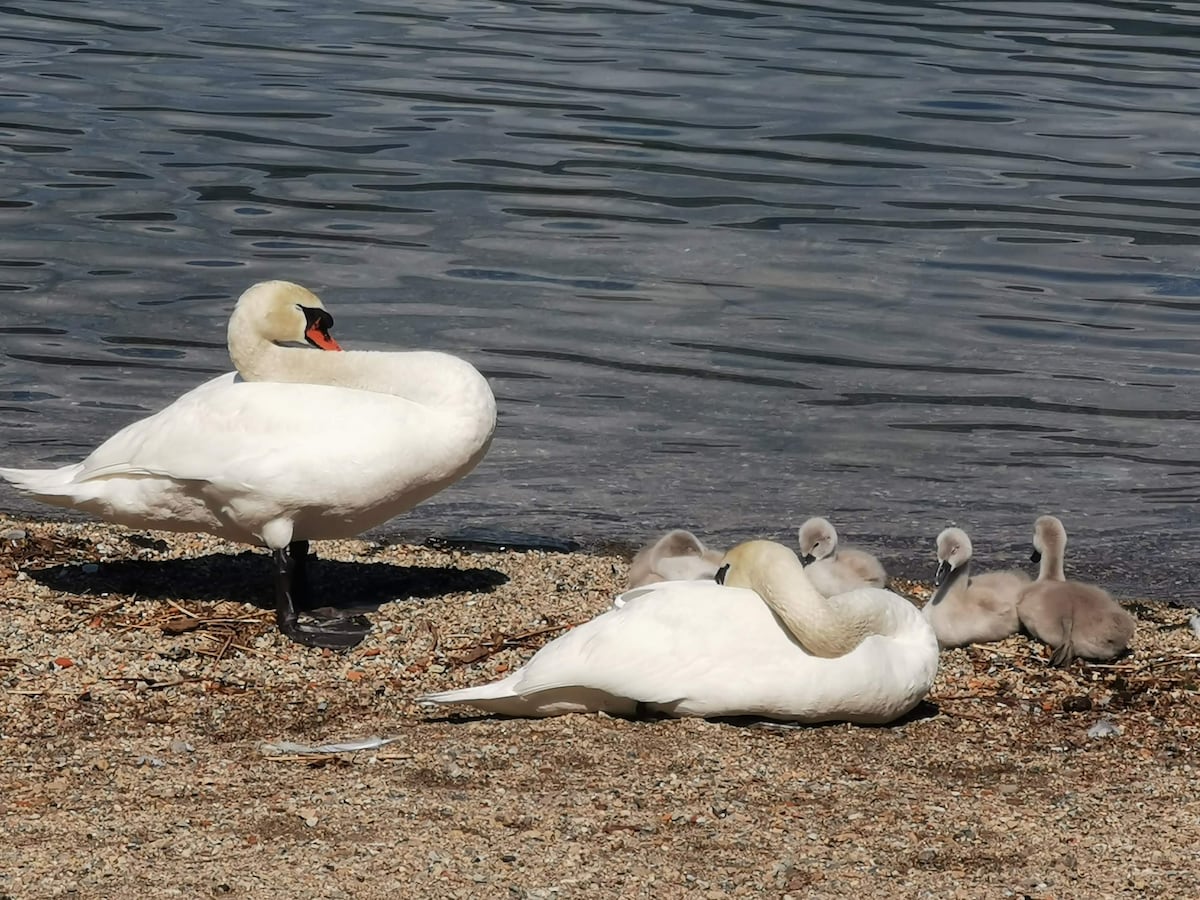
[1087,719,1122,739]
[1062,695,1092,713]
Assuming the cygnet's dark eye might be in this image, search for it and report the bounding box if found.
[715,563,730,585]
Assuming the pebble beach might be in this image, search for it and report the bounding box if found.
[2,516,1199,898]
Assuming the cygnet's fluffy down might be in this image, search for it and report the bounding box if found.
[922,527,1028,648]
[797,516,887,596]
[627,529,724,589]
[1017,515,1136,666]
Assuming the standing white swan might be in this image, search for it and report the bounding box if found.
[418,540,939,723]
[0,281,496,648]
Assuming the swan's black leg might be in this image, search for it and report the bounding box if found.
[273,540,371,650]
[291,540,312,611]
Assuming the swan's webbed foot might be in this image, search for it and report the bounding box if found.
[273,541,371,650]
[280,613,373,650]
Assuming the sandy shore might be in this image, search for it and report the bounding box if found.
[1,516,1198,899]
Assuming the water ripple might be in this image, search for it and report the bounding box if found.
[1,0,1199,599]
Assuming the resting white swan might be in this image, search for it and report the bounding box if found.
[922,527,1028,648]
[797,516,887,596]
[1017,515,1136,666]
[0,281,496,648]
[626,528,724,589]
[418,540,939,723]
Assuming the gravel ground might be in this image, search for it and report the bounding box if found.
[1,516,1198,899]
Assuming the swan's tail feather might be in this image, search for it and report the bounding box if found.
[0,464,86,499]
[417,677,519,707]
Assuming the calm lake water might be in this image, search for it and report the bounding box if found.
[1,1,1198,601]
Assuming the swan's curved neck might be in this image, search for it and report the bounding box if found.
[1039,546,1066,581]
[756,560,887,658]
[929,561,969,606]
[230,333,361,387]
[231,336,494,417]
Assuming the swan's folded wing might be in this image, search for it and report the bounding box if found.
[74,373,243,482]
[611,580,702,608]
[74,378,431,491]
[511,584,789,705]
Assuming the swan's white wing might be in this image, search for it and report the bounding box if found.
[611,579,709,609]
[35,373,485,546]
[509,582,802,706]
[72,372,233,471]
[75,379,441,494]
[75,372,242,481]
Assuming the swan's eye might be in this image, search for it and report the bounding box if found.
[715,563,729,585]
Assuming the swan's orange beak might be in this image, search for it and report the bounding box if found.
[305,321,342,351]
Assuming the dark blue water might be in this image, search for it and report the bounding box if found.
[1,1,1198,601]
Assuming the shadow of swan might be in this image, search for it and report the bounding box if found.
[422,699,942,729]
[29,549,509,614]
